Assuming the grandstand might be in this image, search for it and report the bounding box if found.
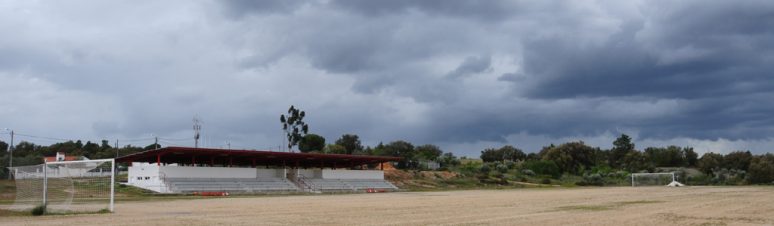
[116,147,401,194]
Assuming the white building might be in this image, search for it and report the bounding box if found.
[117,147,401,194]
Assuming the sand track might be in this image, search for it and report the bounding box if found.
[3,186,773,226]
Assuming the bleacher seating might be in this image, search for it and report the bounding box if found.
[165,177,299,193]
[304,179,398,192]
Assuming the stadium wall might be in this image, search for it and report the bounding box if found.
[126,163,388,193]
[161,166,275,178]
[321,169,383,180]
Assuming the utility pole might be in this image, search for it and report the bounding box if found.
[6,129,13,179]
[115,139,119,158]
[193,116,202,148]
[154,137,158,150]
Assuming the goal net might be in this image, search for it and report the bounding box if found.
[631,172,680,186]
[6,159,115,213]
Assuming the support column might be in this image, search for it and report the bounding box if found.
[157,154,161,166]
[380,162,384,170]
[192,156,196,166]
[229,157,233,167]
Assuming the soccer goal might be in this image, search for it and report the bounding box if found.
[7,159,115,213]
[631,172,684,187]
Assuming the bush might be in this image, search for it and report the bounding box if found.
[541,178,551,184]
[31,205,46,216]
[479,164,491,174]
[522,160,561,179]
[747,154,774,184]
[686,174,712,185]
[576,173,604,186]
[495,164,509,174]
[521,169,535,176]
[505,161,516,169]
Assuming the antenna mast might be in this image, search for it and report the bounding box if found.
[193,116,202,148]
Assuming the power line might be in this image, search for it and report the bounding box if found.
[158,140,182,146]
[4,131,282,152]
[120,137,156,142]
[6,131,189,146]
[13,133,71,141]
[158,137,194,141]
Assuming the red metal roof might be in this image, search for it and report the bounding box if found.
[43,156,79,162]
[116,146,401,168]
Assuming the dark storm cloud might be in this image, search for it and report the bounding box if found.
[221,0,311,17]
[214,0,774,146]
[492,0,774,142]
[519,1,774,99]
[636,94,774,140]
[3,0,774,155]
[329,0,519,21]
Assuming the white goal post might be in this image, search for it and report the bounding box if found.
[7,158,115,213]
[631,172,677,187]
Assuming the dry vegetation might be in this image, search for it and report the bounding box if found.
[2,186,773,225]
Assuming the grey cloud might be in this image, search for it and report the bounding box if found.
[221,0,312,17]
[446,55,491,79]
[2,0,774,156]
[329,0,521,22]
[498,73,524,82]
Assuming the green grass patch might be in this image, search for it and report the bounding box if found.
[0,208,31,217]
[42,208,113,216]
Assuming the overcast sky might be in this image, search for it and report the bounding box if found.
[1,0,774,156]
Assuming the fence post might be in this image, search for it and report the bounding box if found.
[110,158,115,212]
[43,162,48,207]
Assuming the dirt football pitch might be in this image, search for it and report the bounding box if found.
[2,186,774,226]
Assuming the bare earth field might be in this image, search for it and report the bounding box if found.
[2,186,774,226]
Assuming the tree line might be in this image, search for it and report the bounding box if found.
[478,134,774,185]
[297,133,460,170]
[0,139,155,178]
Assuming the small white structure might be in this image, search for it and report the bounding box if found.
[14,153,105,179]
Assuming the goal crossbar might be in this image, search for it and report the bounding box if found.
[631,172,676,186]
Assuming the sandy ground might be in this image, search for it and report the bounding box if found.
[2,186,774,226]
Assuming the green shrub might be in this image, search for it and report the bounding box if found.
[541,178,551,184]
[505,161,516,169]
[495,164,509,174]
[576,173,604,186]
[479,164,491,174]
[31,205,46,216]
[522,160,561,179]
